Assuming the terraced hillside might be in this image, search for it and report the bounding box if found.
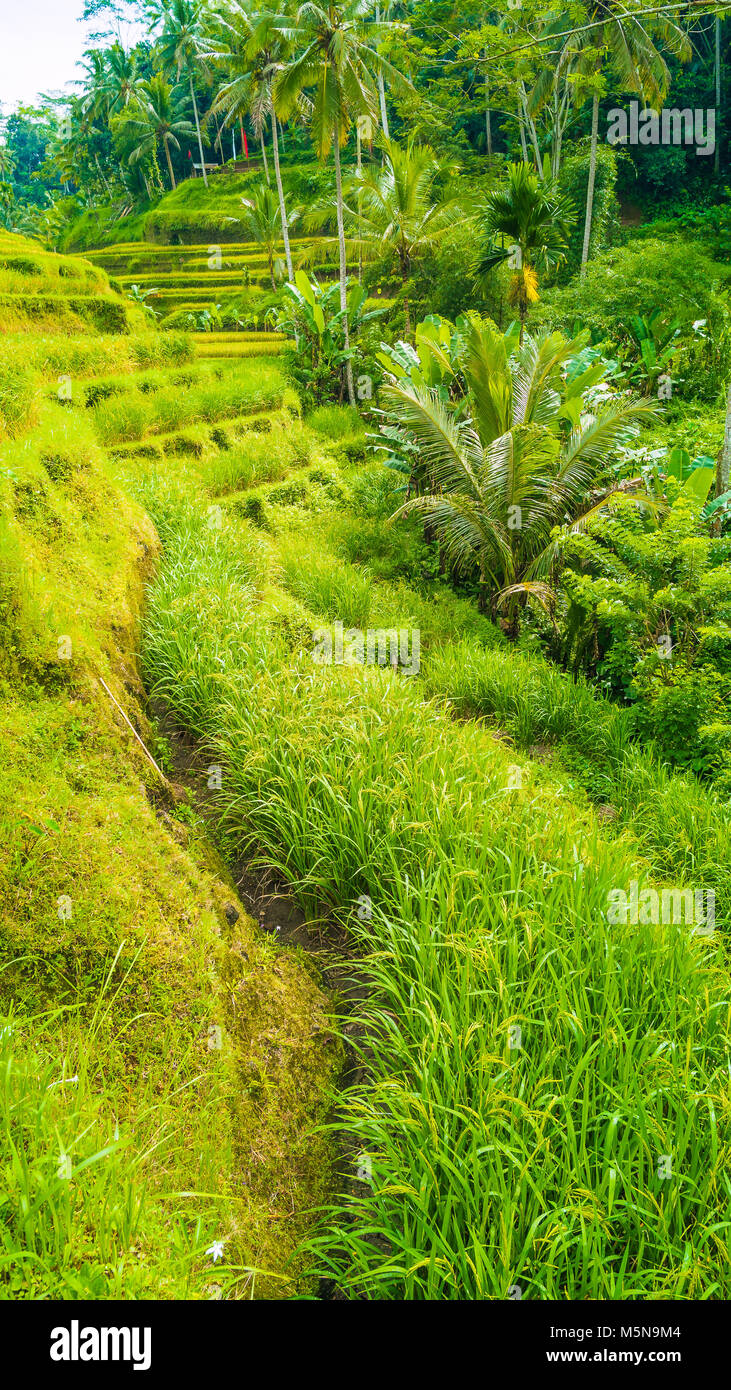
[75,172,388,351]
[0,231,152,336]
[0,232,339,1299]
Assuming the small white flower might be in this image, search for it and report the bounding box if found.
[206,1240,225,1263]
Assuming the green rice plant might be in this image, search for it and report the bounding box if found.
[422,637,731,923]
[0,362,39,440]
[306,404,364,440]
[201,428,304,496]
[275,537,373,629]
[0,333,193,381]
[90,362,289,446]
[92,392,150,446]
[141,511,731,1299]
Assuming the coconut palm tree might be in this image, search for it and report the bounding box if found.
[126,74,195,190]
[549,2,690,277]
[0,146,16,181]
[351,139,462,332]
[208,1,296,281]
[147,0,211,187]
[477,161,575,343]
[239,182,299,288]
[273,0,403,407]
[384,318,656,620]
[104,43,145,114]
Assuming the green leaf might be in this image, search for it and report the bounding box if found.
[681,466,715,508]
[667,446,690,481]
[295,269,315,306]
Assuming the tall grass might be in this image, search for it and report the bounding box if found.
[92,363,287,445]
[200,420,312,496]
[141,505,731,1300]
[423,639,731,925]
[0,997,230,1300]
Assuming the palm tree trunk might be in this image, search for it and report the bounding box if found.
[189,72,208,189]
[518,115,529,164]
[260,129,271,186]
[485,63,492,166]
[401,257,411,334]
[376,6,390,139]
[718,376,731,496]
[357,125,363,283]
[580,92,599,278]
[270,108,293,282]
[715,15,721,178]
[519,82,542,175]
[333,122,356,408]
[94,152,112,199]
[213,114,225,165]
[163,134,176,190]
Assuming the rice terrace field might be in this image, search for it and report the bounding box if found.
[2,0,731,1333]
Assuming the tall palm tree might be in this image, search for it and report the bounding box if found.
[126,74,195,190]
[148,0,211,187]
[477,162,575,343]
[0,147,15,181]
[104,43,145,114]
[273,0,402,407]
[550,2,690,277]
[352,139,462,332]
[209,1,295,282]
[384,319,656,619]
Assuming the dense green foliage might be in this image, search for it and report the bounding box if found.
[2,0,731,1309]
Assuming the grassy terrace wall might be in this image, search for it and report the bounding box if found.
[0,232,338,1299]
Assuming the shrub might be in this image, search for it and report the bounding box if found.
[0,362,38,439]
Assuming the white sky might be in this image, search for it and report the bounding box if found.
[0,0,146,116]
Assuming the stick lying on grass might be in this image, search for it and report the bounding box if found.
[98,675,166,780]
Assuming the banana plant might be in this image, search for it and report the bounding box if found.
[622,308,683,394]
[268,270,387,398]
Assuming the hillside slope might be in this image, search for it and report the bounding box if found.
[0,233,337,1299]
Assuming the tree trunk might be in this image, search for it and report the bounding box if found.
[402,265,411,333]
[163,134,176,190]
[376,5,390,140]
[519,82,542,175]
[189,73,208,189]
[485,62,492,165]
[580,92,599,277]
[260,129,271,185]
[518,114,529,164]
[271,107,293,281]
[213,114,225,164]
[333,122,356,408]
[718,376,731,496]
[715,15,721,177]
[94,152,112,199]
[357,124,363,283]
